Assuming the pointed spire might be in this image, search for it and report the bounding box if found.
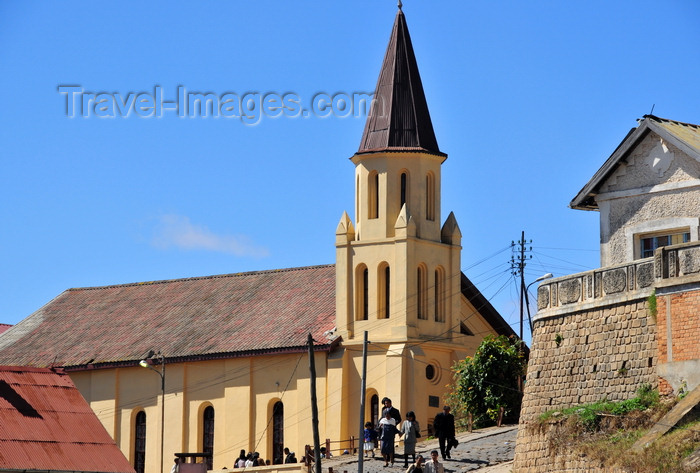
[441,211,461,245]
[357,7,444,157]
[335,211,355,243]
[394,204,417,238]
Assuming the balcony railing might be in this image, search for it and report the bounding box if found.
[535,241,700,317]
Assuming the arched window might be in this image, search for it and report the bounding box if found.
[203,406,214,470]
[426,172,435,221]
[370,394,379,427]
[378,264,390,319]
[417,265,427,320]
[134,411,146,473]
[369,171,379,219]
[400,171,408,208]
[272,401,284,464]
[356,265,369,320]
[434,267,445,322]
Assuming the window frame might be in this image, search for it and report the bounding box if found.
[637,228,690,259]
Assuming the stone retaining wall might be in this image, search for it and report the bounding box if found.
[514,241,700,471]
[513,299,657,471]
[513,427,625,473]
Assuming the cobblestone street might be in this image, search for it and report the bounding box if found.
[322,425,517,473]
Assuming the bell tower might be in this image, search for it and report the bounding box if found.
[335,5,462,345]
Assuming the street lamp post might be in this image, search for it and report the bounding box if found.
[140,352,165,473]
[524,273,553,333]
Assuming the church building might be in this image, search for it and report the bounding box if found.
[0,6,515,473]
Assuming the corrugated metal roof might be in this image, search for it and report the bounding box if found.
[0,365,135,473]
[357,8,444,157]
[0,265,336,368]
[652,116,700,153]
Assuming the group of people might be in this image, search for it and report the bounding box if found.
[363,398,456,470]
[405,450,446,473]
[183,400,454,472]
[231,447,297,468]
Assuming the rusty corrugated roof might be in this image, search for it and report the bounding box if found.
[357,7,444,157]
[652,115,700,153]
[0,365,135,473]
[0,265,336,368]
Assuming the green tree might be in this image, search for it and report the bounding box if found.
[449,335,526,428]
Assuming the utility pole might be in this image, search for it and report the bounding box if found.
[511,231,532,343]
[358,332,369,473]
[308,333,321,473]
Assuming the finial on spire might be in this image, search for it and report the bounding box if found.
[398,0,402,11]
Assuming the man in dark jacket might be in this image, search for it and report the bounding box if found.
[381,397,402,424]
[283,447,297,463]
[433,405,455,460]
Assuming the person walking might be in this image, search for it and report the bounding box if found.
[399,411,420,468]
[424,450,444,473]
[433,405,455,460]
[364,421,379,457]
[378,410,400,466]
[405,454,424,473]
[381,397,402,424]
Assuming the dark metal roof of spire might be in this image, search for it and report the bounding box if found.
[357,8,444,157]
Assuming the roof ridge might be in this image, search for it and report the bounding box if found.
[644,114,700,129]
[68,263,335,291]
[0,365,65,373]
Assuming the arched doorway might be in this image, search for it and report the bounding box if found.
[370,394,379,427]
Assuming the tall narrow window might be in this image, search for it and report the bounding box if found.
[400,172,407,208]
[370,394,379,427]
[272,402,284,464]
[434,268,445,322]
[356,175,360,228]
[363,268,369,319]
[378,264,390,319]
[426,173,435,221]
[134,411,146,473]
[357,265,369,320]
[417,265,427,320]
[369,171,379,219]
[203,406,214,470]
[385,266,390,319]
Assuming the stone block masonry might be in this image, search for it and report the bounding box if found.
[513,299,657,471]
[514,241,700,471]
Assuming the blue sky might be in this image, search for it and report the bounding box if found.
[1,1,699,342]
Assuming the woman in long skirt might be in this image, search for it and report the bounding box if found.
[379,411,399,466]
[400,411,421,468]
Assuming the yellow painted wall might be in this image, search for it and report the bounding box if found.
[69,299,497,473]
[67,142,502,473]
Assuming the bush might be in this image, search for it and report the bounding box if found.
[450,335,526,428]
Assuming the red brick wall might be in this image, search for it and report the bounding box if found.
[656,288,700,363]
